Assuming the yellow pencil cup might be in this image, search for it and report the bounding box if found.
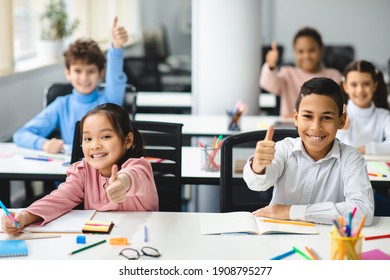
[330,231,363,260]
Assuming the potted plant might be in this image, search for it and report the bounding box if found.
[37,0,80,61]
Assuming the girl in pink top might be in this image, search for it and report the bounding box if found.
[2,103,158,235]
[260,27,341,117]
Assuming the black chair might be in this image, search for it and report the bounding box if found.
[220,128,299,212]
[70,121,83,164]
[123,57,163,92]
[323,45,355,73]
[43,82,138,119]
[132,120,183,212]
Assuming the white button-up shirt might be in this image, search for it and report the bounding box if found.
[243,137,374,225]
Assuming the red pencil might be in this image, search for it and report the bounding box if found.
[365,234,390,241]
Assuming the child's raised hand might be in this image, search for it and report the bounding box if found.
[265,41,279,70]
[42,138,64,154]
[1,212,25,235]
[112,16,129,49]
[106,164,131,203]
[251,126,275,174]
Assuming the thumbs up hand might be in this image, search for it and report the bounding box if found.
[251,126,275,174]
[112,16,129,48]
[265,42,279,70]
[106,164,131,203]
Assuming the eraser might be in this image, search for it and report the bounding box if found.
[76,235,86,244]
[109,237,128,245]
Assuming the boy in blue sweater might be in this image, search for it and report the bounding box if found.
[14,17,129,154]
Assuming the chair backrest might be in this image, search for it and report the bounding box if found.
[43,82,138,120]
[132,120,183,212]
[71,121,83,164]
[220,128,299,212]
[323,45,355,73]
[123,56,163,92]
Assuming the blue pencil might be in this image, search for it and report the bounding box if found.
[270,249,295,260]
[0,200,19,228]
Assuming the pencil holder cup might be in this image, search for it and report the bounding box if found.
[200,147,220,172]
[227,114,241,131]
[330,231,363,260]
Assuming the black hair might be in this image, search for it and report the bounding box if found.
[341,60,389,110]
[80,103,145,167]
[295,77,344,117]
[293,26,324,49]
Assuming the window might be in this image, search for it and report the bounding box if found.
[13,0,42,61]
[0,0,140,75]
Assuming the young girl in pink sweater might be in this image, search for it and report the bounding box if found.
[260,27,341,117]
[2,103,158,235]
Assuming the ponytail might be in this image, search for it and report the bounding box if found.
[373,70,389,110]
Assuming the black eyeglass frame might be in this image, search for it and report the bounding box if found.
[119,246,161,260]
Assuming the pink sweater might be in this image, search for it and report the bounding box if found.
[26,157,158,225]
[260,63,341,117]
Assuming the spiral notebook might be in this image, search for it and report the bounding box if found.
[0,240,28,258]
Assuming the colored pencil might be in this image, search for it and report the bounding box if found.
[292,246,312,260]
[68,239,106,255]
[270,249,295,260]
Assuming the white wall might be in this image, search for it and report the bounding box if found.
[0,65,65,141]
[262,0,390,72]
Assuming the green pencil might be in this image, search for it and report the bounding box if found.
[68,239,106,255]
[292,246,312,260]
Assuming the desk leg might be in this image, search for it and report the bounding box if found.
[0,179,11,206]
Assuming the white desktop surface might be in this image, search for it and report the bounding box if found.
[1,211,389,260]
[137,92,192,107]
[136,92,276,109]
[0,143,68,177]
[182,147,220,181]
[0,143,213,183]
[135,113,281,136]
[0,143,389,185]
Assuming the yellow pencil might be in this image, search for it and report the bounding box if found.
[354,215,366,237]
[263,219,315,227]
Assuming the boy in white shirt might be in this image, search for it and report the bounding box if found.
[243,77,374,225]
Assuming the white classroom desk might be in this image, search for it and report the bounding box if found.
[1,211,389,260]
[135,113,283,137]
[137,92,192,108]
[0,143,218,186]
[0,143,389,188]
[136,91,277,111]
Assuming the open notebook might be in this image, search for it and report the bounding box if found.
[200,212,318,235]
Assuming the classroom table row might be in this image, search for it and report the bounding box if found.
[136,91,277,115]
[1,211,390,260]
[1,142,389,204]
[134,113,286,137]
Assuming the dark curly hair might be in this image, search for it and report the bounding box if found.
[63,39,106,71]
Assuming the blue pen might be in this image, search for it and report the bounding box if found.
[270,249,295,260]
[144,225,148,242]
[24,156,53,162]
[0,200,19,228]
